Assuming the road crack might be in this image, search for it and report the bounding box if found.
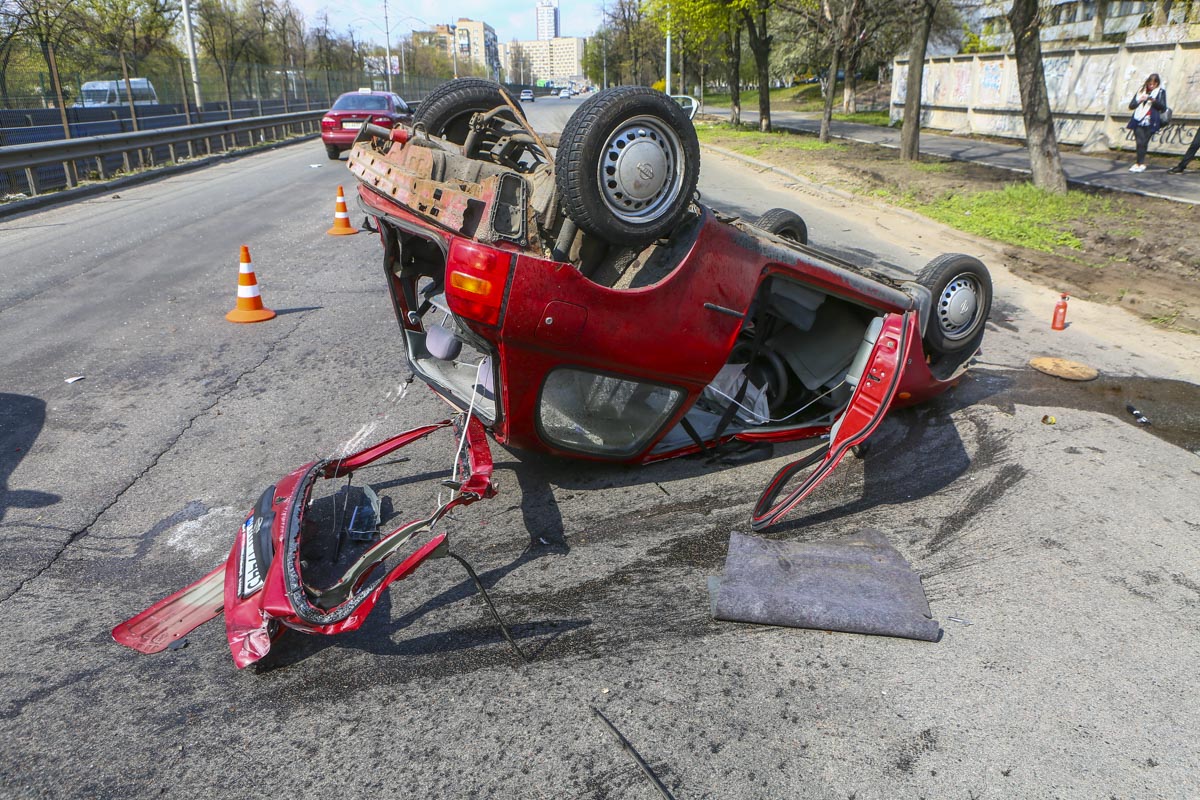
[0,315,309,606]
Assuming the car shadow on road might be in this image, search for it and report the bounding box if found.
[748,374,1013,535]
[0,393,60,523]
[256,374,1015,670]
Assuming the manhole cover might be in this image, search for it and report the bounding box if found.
[1029,357,1099,381]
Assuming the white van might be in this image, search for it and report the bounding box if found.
[77,79,159,107]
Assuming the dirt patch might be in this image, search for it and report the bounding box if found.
[697,122,1200,333]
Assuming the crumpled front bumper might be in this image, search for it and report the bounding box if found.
[113,416,497,669]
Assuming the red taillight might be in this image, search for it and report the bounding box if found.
[372,116,393,125]
[445,240,511,326]
[321,116,336,130]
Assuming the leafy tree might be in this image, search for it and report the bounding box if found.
[77,0,181,73]
[7,0,79,97]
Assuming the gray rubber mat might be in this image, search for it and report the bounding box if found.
[708,529,941,642]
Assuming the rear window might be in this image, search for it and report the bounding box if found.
[332,94,389,111]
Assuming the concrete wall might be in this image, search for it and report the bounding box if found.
[892,34,1200,155]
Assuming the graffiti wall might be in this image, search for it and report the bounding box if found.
[891,40,1200,155]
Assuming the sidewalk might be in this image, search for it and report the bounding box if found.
[704,108,1200,206]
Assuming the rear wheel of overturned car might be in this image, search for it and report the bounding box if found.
[325,143,340,160]
[916,253,993,357]
[412,78,521,145]
[556,86,700,246]
[754,208,808,245]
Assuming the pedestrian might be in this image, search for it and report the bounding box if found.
[1167,125,1199,174]
[1126,73,1167,173]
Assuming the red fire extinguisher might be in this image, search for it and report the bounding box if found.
[1052,293,1069,331]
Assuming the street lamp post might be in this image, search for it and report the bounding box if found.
[382,0,394,92]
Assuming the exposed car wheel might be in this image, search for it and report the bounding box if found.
[916,253,992,356]
[754,208,808,245]
[556,86,700,246]
[325,144,341,160]
[412,78,520,145]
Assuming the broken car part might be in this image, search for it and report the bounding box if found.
[113,417,509,668]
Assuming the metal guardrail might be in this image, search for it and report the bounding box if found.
[0,109,323,196]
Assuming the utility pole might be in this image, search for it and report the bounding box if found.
[180,0,204,109]
[382,0,394,92]
[665,7,672,95]
[601,1,607,89]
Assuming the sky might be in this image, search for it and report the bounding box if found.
[292,0,604,49]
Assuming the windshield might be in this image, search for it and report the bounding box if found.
[81,89,111,104]
[332,94,388,111]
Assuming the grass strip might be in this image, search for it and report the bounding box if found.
[916,183,1113,253]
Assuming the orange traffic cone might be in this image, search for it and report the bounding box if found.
[225,246,276,324]
[327,185,358,236]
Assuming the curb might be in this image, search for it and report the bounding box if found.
[0,132,320,220]
[704,112,1199,207]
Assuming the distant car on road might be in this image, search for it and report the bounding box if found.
[320,89,412,160]
[519,89,535,103]
[75,78,158,107]
[559,88,572,98]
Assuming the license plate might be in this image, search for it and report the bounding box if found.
[342,121,363,130]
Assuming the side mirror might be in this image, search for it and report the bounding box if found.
[671,95,698,121]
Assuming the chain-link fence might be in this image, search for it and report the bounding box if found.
[0,42,446,148]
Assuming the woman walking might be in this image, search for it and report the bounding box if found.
[1127,73,1167,173]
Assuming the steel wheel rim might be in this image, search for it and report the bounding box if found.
[597,114,685,225]
[937,273,985,341]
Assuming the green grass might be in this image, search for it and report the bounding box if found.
[703,84,828,112]
[695,123,845,154]
[915,183,1112,252]
[832,110,894,127]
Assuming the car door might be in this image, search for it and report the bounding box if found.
[750,310,914,530]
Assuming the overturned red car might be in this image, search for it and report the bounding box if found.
[349,79,992,529]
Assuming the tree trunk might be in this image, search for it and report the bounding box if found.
[1007,0,1068,193]
[740,4,772,133]
[819,46,841,142]
[727,20,742,127]
[900,1,936,161]
[1090,0,1108,42]
[843,50,860,113]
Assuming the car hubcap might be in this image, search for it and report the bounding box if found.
[937,273,983,340]
[598,115,684,225]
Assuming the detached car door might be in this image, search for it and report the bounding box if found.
[750,310,914,530]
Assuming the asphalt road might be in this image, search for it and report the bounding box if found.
[1,97,1198,799]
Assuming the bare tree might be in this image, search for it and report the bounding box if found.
[899,0,937,160]
[726,13,742,125]
[818,0,861,143]
[1007,0,1067,192]
[739,0,773,132]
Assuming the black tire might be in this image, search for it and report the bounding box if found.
[556,86,700,246]
[325,143,341,160]
[916,253,992,356]
[754,208,808,245]
[412,78,519,145]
